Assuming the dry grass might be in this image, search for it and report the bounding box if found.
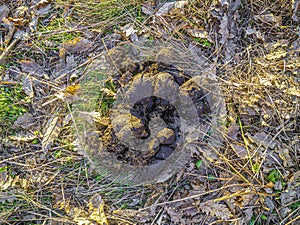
[0,0,299,224]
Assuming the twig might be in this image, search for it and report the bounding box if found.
[140,183,252,210]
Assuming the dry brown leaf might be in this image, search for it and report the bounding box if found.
[199,202,232,220]
[141,2,156,15]
[165,206,185,224]
[245,27,265,41]
[14,6,28,17]
[12,113,35,129]
[8,17,28,27]
[231,144,248,158]
[243,208,254,223]
[292,0,299,21]
[2,17,15,45]
[265,49,288,61]
[36,4,51,16]
[0,4,9,22]
[65,84,81,95]
[100,87,116,97]
[254,13,282,27]
[185,27,209,39]
[62,113,72,127]
[55,90,80,103]
[29,16,38,32]
[227,123,239,140]
[22,74,34,98]
[219,14,229,44]
[42,116,61,153]
[280,189,296,205]
[86,194,108,225]
[53,84,80,104]
[121,24,137,37]
[155,1,187,16]
[277,148,294,167]
[19,60,48,78]
[9,133,37,142]
[60,37,92,54]
[55,194,109,225]
[247,132,277,149]
[0,172,28,190]
[53,198,72,214]
[34,0,51,8]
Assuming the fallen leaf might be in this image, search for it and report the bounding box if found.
[277,148,294,167]
[155,1,187,16]
[121,24,137,37]
[29,16,38,32]
[199,202,232,220]
[55,87,80,104]
[19,60,47,78]
[186,27,209,39]
[130,33,138,42]
[14,6,28,17]
[0,4,9,22]
[36,4,51,16]
[22,74,34,98]
[9,133,37,142]
[219,14,229,44]
[259,78,272,86]
[227,123,239,140]
[13,30,30,40]
[247,132,277,149]
[2,17,15,44]
[265,196,275,212]
[34,0,51,8]
[243,208,254,223]
[292,0,299,21]
[194,143,219,162]
[87,194,108,225]
[165,206,185,224]
[231,144,248,158]
[76,111,104,126]
[0,173,20,190]
[62,113,72,127]
[265,49,287,61]
[289,88,300,97]
[254,13,282,27]
[280,190,296,205]
[60,37,92,54]
[42,116,62,153]
[8,17,28,27]
[13,113,35,129]
[65,84,81,95]
[141,2,156,15]
[245,27,265,41]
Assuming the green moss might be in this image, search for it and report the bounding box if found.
[193,37,212,47]
[0,86,28,125]
[266,169,282,183]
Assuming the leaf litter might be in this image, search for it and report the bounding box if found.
[0,0,299,224]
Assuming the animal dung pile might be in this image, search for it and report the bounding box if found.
[73,42,226,184]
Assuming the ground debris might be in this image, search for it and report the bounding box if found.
[42,116,62,154]
[0,0,299,224]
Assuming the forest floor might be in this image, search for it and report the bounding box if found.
[0,0,299,224]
